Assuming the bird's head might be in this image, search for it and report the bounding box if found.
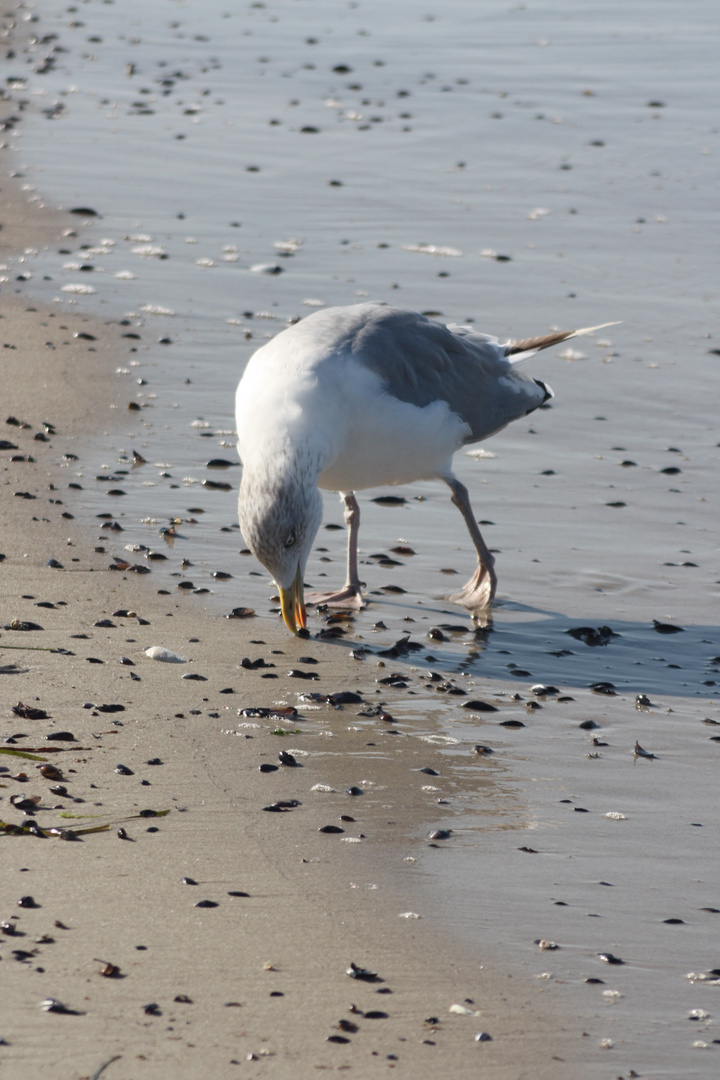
[238,471,323,634]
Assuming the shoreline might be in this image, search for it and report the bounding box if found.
[0,278,596,1080]
[3,2,718,1077]
[0,14,601,1080]
[0,287,596,1079]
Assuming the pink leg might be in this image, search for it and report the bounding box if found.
[305,492,366,608]
[444,476,497,610]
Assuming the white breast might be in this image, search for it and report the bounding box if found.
[316,362,469,492]
[236,322,470,493]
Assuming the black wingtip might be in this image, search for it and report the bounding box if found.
[534,378,554,403]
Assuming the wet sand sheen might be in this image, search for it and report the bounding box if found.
[2,0,719,1076]
[1,291,611,1078]
[0,69,600,1080]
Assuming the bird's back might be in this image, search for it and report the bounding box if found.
[235,303,550,486]
[251,303,548,442]
[344,304,549,440]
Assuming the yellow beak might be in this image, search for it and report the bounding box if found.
[279,564,307,635]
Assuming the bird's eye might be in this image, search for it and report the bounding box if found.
[285,531,296,548]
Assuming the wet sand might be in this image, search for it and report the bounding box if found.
[2,2,720,1078]
[3,192,719,1080]
[0,235,608,1079]
[0,132,603,1080]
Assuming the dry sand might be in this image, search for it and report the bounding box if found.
[0,95,605,1080]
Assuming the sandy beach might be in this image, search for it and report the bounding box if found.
[0,219,599,1080]
[2,2,719,1078]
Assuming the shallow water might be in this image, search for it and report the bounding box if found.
[9,0,719,696]
[371,681,720,1076]
[6,0,720,1071]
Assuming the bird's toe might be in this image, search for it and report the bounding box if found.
[305,586,366,610]
[450,565,497,611]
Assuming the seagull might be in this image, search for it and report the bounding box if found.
[235,302,610,634]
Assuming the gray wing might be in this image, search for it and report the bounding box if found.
[338,303,550,444]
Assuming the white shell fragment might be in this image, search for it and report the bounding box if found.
[449,1003,480,1016]
[131,244,166,257]
[402,243,463,257]
[144,646,187,663]
[139,304,174,316]
[61,283,96,294]
[558,347,586,361]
